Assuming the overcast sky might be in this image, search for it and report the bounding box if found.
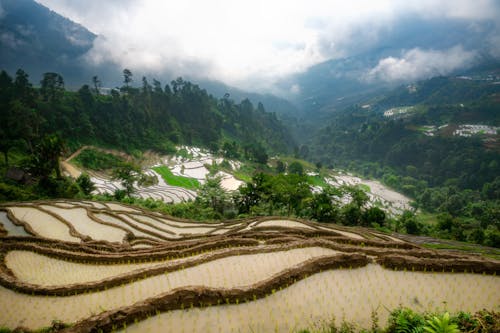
[36,0,500,91]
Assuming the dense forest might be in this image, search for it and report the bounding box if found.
[0,69,294,160]
[301,76,500,246]
[1,68,499,248]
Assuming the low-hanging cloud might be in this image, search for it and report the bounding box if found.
[35,0,500,91]
[365,46,478,83]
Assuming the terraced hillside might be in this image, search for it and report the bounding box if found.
[0,201,498,332]
[62,146,241,203]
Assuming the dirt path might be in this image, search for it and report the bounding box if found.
[61,145,136,179]
[60,160,82,178]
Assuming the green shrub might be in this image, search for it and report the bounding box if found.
[76,173,95,196]
[423,313,459,333]
[386,308,426,333]
[0,182,35,201]
[73,149,124,171]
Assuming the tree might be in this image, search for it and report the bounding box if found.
[235,173,267,214]
[345,186,369,208]
[270,174,311,215]
[92,75,101,95]
[0,72,15,165]
[288,161,304,176]
[436,213,454,232]
[40,72,64,102]
[112,163,140,197]
[14,69,35,104]
[309,190,338,222]
[362,206,386,227]
[30,134,64,179]
[76,173,95,196]
[222,141,240,159]
[244,142,268,164]
[123,69,133,88]
[299,145,309,158]
[341,203,362,226]
[276,160,286,173]
[399,211,422,235]
[197,174,228,217]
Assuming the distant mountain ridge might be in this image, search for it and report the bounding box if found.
[0,0,299,119]
[278,15,500,118]
[0,0,96,83]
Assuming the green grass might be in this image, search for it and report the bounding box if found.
[233,171,252,183]
[153,166,200,190]
[279,156,317,171]
[357,183,371,193]
[306,175,328,188]
[416,211,439,226]
[175,148,193,159]
[231,163,257,183]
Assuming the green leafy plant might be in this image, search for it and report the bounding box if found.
[387,308,426,333]
[423,313,459,333]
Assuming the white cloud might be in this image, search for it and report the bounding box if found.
[35,0,500,90]
[365,46,477,82]
[398,0,500,20]
[290,84,301,94]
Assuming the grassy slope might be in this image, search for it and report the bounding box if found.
[152,166,200,190]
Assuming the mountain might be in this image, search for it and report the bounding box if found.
[0,0,96,83]
[0,0,299,121]
[199,79,300,117]
[278,15,499,119]
[304,72,500,188]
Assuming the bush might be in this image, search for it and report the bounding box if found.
[36,176,79,198]
[386,308,426,333]
[73,149,124,171]
[0,182,35,201]
[423,312,459,333]
[76,173,95,196]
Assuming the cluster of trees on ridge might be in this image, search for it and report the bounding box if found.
[0,68,294,198]
[0,68,293,159]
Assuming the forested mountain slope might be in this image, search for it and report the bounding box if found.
[0,69,295,162]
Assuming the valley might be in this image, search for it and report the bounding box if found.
[0,1,499,332]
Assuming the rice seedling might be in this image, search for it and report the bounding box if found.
[0,200,498,332]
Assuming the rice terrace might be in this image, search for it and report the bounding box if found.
[0,200,498,332]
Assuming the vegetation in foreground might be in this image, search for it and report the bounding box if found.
[0,308,497,333]
[297,308,499,333]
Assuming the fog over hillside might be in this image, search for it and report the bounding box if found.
[0,0,498,97]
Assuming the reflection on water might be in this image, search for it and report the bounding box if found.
[0,211,31,237]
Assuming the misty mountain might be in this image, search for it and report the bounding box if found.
[0,0,96,83]
[278,15,499,118]
[198,79,300,116]
[0,0,299,119]
[2,0,499,129]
